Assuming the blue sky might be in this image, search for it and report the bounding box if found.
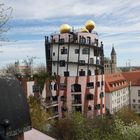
[1,0,140,67]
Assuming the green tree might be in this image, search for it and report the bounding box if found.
[28,96,49,131]
[33,71,55,94]
[115,107,140,125]
[49,113,98,140]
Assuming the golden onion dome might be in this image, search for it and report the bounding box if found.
[81,27,89,33]
[85,20,95,32]
[60,24,71,33]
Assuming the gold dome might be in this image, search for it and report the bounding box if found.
[60,24,71,33]
[81,27,89,33]
[85,20,95,32]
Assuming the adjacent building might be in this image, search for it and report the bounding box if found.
[105,73,129,114]
[122,71,140,114]
[45,20,105,118]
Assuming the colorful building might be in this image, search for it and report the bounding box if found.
[45,20,105,118]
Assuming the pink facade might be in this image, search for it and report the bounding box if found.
[51,74,105,118]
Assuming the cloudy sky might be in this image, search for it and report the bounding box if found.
[1,0,140,67]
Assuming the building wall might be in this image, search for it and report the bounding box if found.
[27,81,34,97]
[131,86,140,113]
[51,75,105,118]
[50,32,102,77]
[106,87,129,114]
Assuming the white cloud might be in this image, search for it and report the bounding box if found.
[3,0,140,20]
[0,39,46,66]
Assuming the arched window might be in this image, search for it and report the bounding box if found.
[71,84,81,92]
[88,70,91,76]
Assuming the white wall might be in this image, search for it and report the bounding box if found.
[106,87,129,114]
[27,81,34,97]
[131,86,140,113]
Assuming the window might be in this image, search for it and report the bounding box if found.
[138,90,140,96]
[54,83,57,90]
[52,96,57,101]
[75,49,79,54]
[79,69,85,76]
[80,36,86,44]
[94,49,99,56]
[100,92,104,98]
[53,52,55,56]
[60,60,66,67]
[87,37,91,44]
[90,58,94,64]
[86,93,93,100]
[71,84,81,92]
[87,82,94,88]
[72,94,81,104]
[138,100,140,103]
[61,96,66,101]
[96,82,100,87]
[133,105,136,109]
[61,47,67,54]
[60,83,66,90]
[79,60,85,65]
[59,38,64,43]
[88,105,92,111]
[94,104,100,110]
[88,70,91,75]
[32,84,40,93]
[96,59,99,65]
[101,81,104,86]
[64,71,69,77]
[82,48,89,54]
[133,99,136,102]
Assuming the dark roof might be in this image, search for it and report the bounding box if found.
[0,75,31,137]
[111,47,116,55]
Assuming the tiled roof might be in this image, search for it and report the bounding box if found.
[122,71,140,86]
[105,73,128,93]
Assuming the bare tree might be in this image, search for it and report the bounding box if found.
[0,3,13,42]
[22,56,36,76]
[5,63,18,75]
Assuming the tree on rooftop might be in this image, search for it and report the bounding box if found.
[33,71,55,94]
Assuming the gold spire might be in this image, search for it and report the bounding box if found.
[85,20,95,32]
[60,24,71,33]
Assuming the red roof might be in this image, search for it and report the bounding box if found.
[122,71,140,86]
[105,73,128,93]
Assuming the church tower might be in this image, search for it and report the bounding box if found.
[111,46,117,73]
